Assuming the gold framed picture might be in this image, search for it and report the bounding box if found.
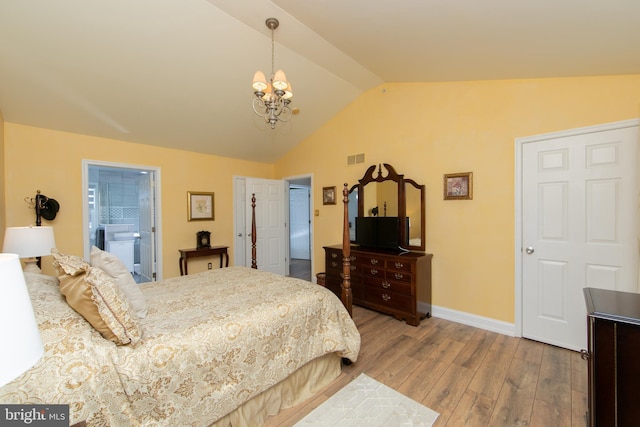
[443,172,473,200]
[323,186,337,205]
[187,191,215,221]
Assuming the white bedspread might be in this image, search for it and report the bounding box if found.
[0,267,361,426]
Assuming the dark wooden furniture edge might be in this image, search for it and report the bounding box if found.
[178,246,229,276]
[341,183,353,316]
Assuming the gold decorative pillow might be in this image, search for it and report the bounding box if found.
[53,251,141,346]
[51,248,90,276]
[58,271,118,342]
[85,267,142,346]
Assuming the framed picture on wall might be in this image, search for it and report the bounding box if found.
[443,172,473,200]
[187,191,215,221]
[323,186,337,205]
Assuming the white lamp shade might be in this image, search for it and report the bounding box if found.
[2,226,56,258]
[272,69,288,91]
[0,253,44,386]
[252,71,268,92]
[283,82,293,100]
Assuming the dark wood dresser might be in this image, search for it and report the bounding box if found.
[324,245,432,326]
[583,287,640,426]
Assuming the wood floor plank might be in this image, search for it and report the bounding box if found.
[467,345,516,401]
[570,350,588,395]
[423,363,475,421]
[452,328,497,370]
[514,337,545,363]
[446,390,495,427]
[488,333,520,355]
[571,390,588,427]
[536,344,572,410]
[263,306,586,427]
[488,357,540,426]
[396,357,449,402]
[530,398,571,427]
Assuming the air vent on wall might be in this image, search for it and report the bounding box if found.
[347,153,365,166]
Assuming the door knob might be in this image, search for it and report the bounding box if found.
[237,233,243,237]
[525,247,535,254]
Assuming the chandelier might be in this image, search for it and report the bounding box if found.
[251,18,293,129]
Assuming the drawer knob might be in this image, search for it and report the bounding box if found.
[395,273,404,280]
[382,293,391,301]
[395,262,404,268]
[370,259,378,265]
[350,256,356,261]
[382,281,390,289]
[370,268,378,275]
[351,265,356,271]
[331,253,338,259]
[331,262,338,268]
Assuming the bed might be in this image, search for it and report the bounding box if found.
[0,188,358,426]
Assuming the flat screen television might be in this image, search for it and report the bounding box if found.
[355,216,409,251]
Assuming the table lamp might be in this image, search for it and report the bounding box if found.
[0,253,44,386]
[2,226,56,273]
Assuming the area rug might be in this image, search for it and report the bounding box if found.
[294,373,439,427]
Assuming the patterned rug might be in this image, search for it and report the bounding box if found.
[294,373,439,427]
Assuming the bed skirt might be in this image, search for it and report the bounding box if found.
[211,352,341,426]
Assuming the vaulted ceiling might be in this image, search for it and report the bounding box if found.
[1,0,638,162]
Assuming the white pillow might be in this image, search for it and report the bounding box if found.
[90,246,147,319]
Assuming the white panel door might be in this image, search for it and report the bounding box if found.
[522,124,638,350]
[233,177,247,267]
[246,178,287,275]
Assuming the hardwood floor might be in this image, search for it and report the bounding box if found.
[264,306,588,427]
[288,258,311,281]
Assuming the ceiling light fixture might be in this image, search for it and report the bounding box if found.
[251,18,293,129]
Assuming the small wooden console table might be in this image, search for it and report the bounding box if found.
[179,246,229,276]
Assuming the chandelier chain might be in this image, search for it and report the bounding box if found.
[271,27,275,78]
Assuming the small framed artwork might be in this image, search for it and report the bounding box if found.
[187,191,215,221]
[323,186,337,205]
[443,172,473,200]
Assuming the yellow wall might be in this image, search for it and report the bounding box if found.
[275,74,640,323]
[3,75,640,325]
[3,123,273,277]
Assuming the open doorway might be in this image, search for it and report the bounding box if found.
[82,160,162,283]
[287,176,312,281]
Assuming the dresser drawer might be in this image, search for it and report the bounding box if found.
[364,276,412,296]
[354,253,386,268]
[326,248,342,261]
[362,265,384,278]
[386,270,412,284]
[326,258,341,274]
[386,259,413,274]
[363,289,413,313]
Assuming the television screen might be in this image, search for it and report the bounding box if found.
[355,217,405,250]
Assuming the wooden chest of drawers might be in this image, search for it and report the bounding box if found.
[324,245,432,326]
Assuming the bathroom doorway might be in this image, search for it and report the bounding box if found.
[82,160,162,283]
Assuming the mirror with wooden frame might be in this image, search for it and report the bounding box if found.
[349,163,426,251]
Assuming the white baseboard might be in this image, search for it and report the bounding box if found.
[419,301,515,337]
